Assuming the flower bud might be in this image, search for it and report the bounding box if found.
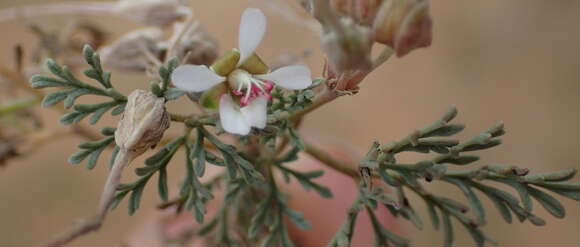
[331,0,384,24]
[115,90,170,156]
[372,0,432,57]
[321,19,373,74]
[100,28,164,72]
[116,0,191,27]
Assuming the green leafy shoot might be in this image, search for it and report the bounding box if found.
[68,127,116,169]
[112,136,186,215]
[351,107,580,247]
[152,57,184,100]
[30,44,126,125]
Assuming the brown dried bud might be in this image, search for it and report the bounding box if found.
[321,19,374,74]
[331,0,384,24]
[372,0,432,57]
[100,28,164,72]
[169,22,219,66]
[116,0,191,27]
[115,90,170,156]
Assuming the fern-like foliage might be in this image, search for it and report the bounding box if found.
[329,107,580,247]
[30,45,127,125]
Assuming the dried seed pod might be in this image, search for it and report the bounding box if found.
[169,22,219,66]
[321,19,374,74]
[331,0,384,24]
[372,0,432,57]
[115,89,170,156]
[116,0,191,27]
[62,21,108,52]
[100,28,164,72]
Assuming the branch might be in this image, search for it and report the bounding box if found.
[39,150,134,247]
[303,139,358,178]
[0,97,38,116]
[0,64,102,141]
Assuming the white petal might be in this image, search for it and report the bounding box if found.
[240,96,268,129]
[219,94,251,135]
[171,65,224,92]
[238,8,267,65]
[256,65,312,90]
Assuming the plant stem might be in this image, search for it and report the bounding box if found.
[0,64,102,141]
[166,15,196,61]
[372,47,395,70]
[39,149,134,247]
[303,139,358,178]
[0,97,39,116]
[289,86,339,121]
[97,149,133,218]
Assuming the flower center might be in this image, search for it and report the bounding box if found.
[228,69,274,106]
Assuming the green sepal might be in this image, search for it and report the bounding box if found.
[239,53,270,75]
[200,83,227,110]
[210,49,240,76]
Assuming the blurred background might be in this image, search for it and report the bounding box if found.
[1,0,580,246]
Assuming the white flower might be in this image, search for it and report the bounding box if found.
[171,8,312,135]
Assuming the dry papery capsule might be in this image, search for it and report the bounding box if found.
[372,0,432,57]
[321,18,374,74]
[168,22,219,66]
[115,89,170,156]
[331,0,384,24]
[100,28,165,72]
[115,0,191,27]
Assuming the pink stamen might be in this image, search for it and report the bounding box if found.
[240,97,250,106]
[231,78,276,107]
[251,85,262,95]
[263,81,274,92]
[232,90,244,96]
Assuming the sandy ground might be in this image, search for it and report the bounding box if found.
[1,0,580,246]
